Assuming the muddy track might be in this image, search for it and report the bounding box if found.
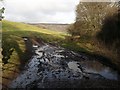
[7,37,120,88]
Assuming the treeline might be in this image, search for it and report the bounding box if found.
[68,2,120,67]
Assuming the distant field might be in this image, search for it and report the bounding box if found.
[28,23,69,33]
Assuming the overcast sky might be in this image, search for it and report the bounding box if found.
[2,0,80,24]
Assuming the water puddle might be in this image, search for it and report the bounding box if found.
[68,62,81,73]
[9,44,119,88]
[80,60,118,80]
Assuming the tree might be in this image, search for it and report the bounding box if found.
[96,2,120,51]
[0,7,5,20]
[0,0,5,21]
[68,2,118,37]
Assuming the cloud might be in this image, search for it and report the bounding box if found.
[4,0,80,23]
[0,1,4,9]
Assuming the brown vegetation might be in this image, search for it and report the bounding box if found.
[68,2,120,71]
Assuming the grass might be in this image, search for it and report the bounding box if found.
[2,20,119,66]
[2,20,90,63]
[2,20,71,65]
[1,20,90,74]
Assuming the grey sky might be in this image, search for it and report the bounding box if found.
[3,0,80,24]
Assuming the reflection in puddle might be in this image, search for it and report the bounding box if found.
[80,60,118,80]
[99,68,118,80]
[68,62,81,72]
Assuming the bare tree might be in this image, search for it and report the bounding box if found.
[68,2,118,37]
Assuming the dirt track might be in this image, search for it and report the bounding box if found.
[8,37,120,88]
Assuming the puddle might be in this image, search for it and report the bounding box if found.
[9,44,119,88]
[68,62,81,72]
[23,37,28,41]
[80,60,118,80]
[33,45,39,48]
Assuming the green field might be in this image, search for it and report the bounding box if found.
[2,20,120,68]
[2,20,67,63]
[2,20,93,66]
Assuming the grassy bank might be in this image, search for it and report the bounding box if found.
[2,20,72,66]
[3,20,93,65]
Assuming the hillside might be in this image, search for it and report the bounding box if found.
[2,20,120,89]
[2,20,68,87]
[28,23,69,33]
[2,20,120,88]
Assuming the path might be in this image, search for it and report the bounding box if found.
[9,37,120,88]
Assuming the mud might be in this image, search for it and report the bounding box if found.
[9,42,119,88]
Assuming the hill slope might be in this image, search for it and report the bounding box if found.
[2,20,68,87]
[29,23,69,33]
[2,20,120,88]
